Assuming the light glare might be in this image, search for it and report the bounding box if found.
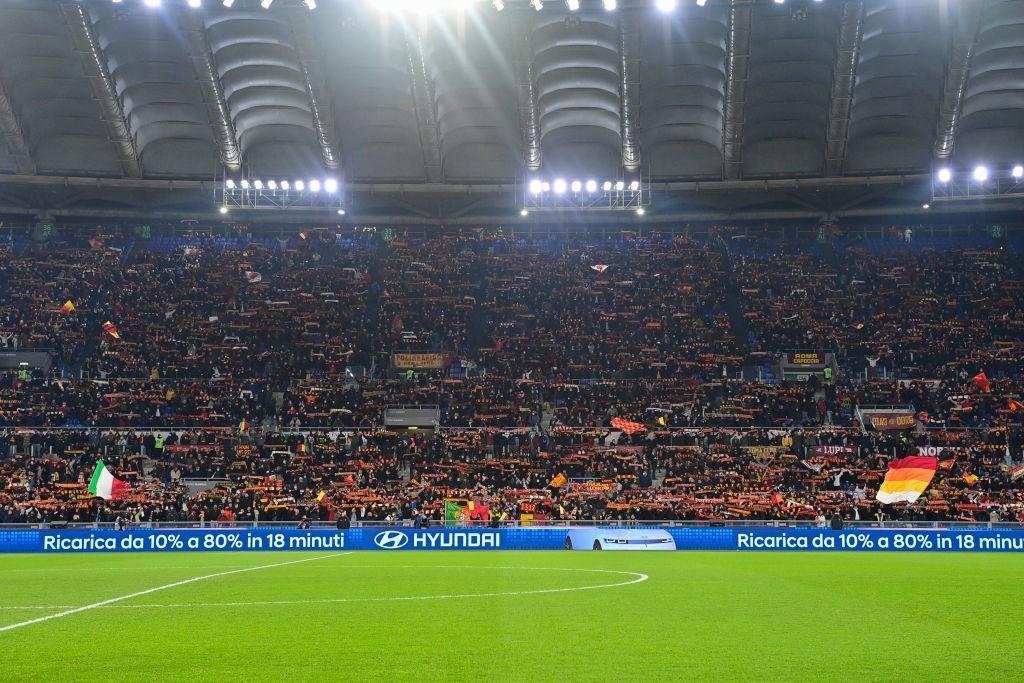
[324,178,339,193]
[553,179,567,195]
[973,166,989,182]
[937,168,952,183]
[1013,165,1023,179]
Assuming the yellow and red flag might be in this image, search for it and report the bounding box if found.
[101,321,120,339]
[590,264,609,273]
[611,417,646,435]
[299,230,309,241]
[239,418,249,433]
[59,300,75,314]
[875,456,937,504]
[1007,398,1024,412]
[549,473,567,489]
[971,371,991,393]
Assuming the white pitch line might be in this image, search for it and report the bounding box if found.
[0,566,648,612]
[0,552,351,633]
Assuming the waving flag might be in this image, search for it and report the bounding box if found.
[1007,398,1024,412]
[101,321,120,339]
[1012,465,1024,481]
[876,456,937,504]
[239,418,249,433]
[88,460,128,500]
[299,230,309,241]
[244,271,262,284]
[971,371,991,393]
[611,417,646,435]
[59,300,75,314]
[590,264,609,273]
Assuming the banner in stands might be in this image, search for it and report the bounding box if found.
[392,353,447,370]
[787,351,826,366]
[3,526,1024,553]
[809,445,858,457]
[870,413,916,431]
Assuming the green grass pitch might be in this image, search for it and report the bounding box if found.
[0,551,1020,681]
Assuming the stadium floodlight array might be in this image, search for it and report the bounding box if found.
[115,0,317,8]
[217,174,345,213]
[120,0,837,12]
[523,174,648,214]
[931,164,1024,204]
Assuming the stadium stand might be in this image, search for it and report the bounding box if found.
[1,230,1022,525]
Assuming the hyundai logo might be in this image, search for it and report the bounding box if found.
[374,531,409,549]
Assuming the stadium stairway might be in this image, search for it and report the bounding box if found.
[465,241,491,355]
[714,239,752,357]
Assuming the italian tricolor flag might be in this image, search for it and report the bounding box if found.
[88,460,128,500]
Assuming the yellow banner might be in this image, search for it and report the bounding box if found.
[392,353,446,370]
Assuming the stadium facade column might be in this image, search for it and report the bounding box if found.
[404,17,444,183]
[59,1,142,179]
[824,1,864,177]
[721,0,751,181]
[0,76,35,175]
[288,10,342,172]
[509,7,542,173]
[179,9,242,173]
[618,6,641,173]
[933,0,985,160]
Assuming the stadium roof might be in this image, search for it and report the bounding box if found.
[1,0,1023,224]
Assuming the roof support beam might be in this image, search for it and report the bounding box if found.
[721,0,751,180]
[60,2,141,178]
[933,0,985,160]
[180,10,241,172]
[404,21,443,183]
[288,11,341,171]
[618,8,641,173]
[825,1,864,177]
[509,9,541,173]
[0,76,35,175]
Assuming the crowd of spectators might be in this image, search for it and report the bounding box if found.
[0,229,1022,524]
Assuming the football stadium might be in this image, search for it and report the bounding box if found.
[1,0,1024,679]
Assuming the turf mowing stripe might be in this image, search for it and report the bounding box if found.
[0,552,352,633]
[0,565,643,614]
